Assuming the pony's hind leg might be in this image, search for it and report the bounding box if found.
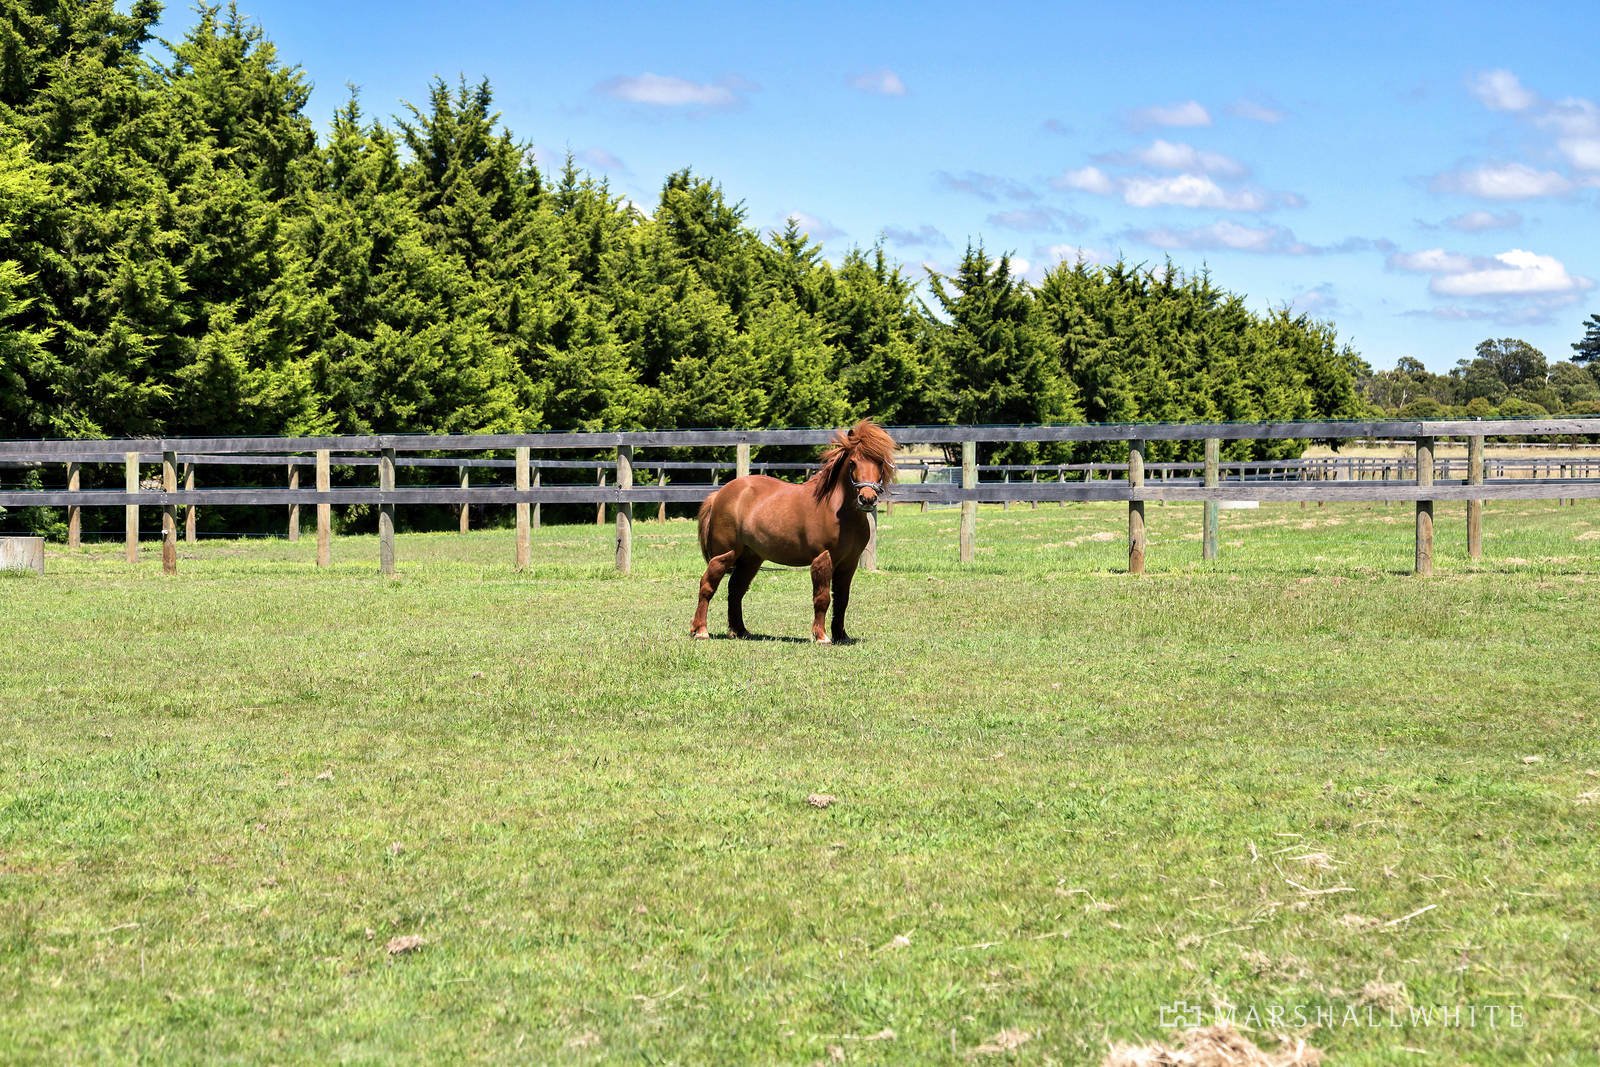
[809,550,833,643]
[727,555,763,638]
[691,549,738,639]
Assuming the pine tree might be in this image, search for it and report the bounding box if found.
[1570,313,1600,365]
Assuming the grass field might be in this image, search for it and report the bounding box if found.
[3,500,1599,1064]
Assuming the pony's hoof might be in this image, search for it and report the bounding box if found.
[814,635,832,645]
[690,629,710,640]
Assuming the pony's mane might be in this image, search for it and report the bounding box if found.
[810,420,899,502]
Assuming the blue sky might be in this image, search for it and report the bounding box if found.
[171,1,1599,372]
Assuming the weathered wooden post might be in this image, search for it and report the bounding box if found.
[379,447,396,577]
[1467,434,1484,561]
[533,467,541,531]
[862,508,878,571]
[1415,435,1434,576]
[1203,437,1220,562]
[458,464,470,533]
[1030,469,1038,510]
[315,449,331,567]
[919,466,928,514]
[595,469,606,526]
[615,444,633,574]
[1001,469,1010,512]
[515,447,530,570]
[287,462,300,541]
[657,469,668,523]
[0,536,44,574]
[124,451,139,563]
[959,439,977,564]
[1128,439,1147,575]
[66,461,81,548]
[736,442,750,481]
[183,462,196,543]
[162,450,178,575]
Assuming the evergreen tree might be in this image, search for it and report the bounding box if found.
[1570,313,1600,365]
[1,0,182,436]
[928,244,1081,461]
[822,245,932,424]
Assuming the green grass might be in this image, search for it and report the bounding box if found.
[2,500,1598,1064]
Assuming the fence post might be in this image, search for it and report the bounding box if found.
[162,450,178,574]
[533,467,541,531]
[459,464,470,533]
[1128,439,1146,575]
[862,508,878,571]
[315,449,331,567]
[1467,434,1484,561]
[67,461,80,548]
[595,469,606,525]
[959,439,977,564]
[737,442,750,480]
[615,444,633,574]
[1030,469,1038,510]
[919,466,928,514]
[515,447,530,570]
[183,462,196,543]
[1415,435,1434,576]
[1203,437,1220,562]
[658,470,668,522]
[287,462,300,541]
[124,451,139,563]
[379,446,396,577]
[1002,469,1010,511]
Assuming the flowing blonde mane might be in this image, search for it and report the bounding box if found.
[810,420,898,502]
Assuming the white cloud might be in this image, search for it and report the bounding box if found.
[848,69,906,96]
[934,170,1036,201]
[1471,69,1537,112]
[1052,165,1116,195]
[595,73,745,108]
[778,212,844,242]
[986,207,1089,233]
[1123,174,1269,211]
[1444,209,1522,232]
[1130,100,1211,128]
[1230,99,1285,124]
[1105,139,1247,177]
[1433,162,1573,199]
[1045,243,1110,265]
[575,147,625,172]
[1008,256,1033,279]
[881,223,949,249]
[1137,220,1289,251]
[1431,249,1591,297]
[1389,248,1475,273]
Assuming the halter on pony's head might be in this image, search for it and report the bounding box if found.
[819,420,898,512]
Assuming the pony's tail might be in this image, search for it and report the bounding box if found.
[697,491,719,561]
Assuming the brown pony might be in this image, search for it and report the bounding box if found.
[692,420,898,643]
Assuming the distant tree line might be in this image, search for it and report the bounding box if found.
[1,2,1369,470]
[1361,332,1600,421]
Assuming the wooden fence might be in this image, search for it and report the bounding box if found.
[2,418,1598,577]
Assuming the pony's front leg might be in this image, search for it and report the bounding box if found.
[831,564,856,644]
[809,550,833,643]
[691,549,737,639]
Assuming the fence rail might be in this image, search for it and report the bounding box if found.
[2,418,1598,577]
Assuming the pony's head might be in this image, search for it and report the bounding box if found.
[815,420,898,512]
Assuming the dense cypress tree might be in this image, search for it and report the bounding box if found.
[1,0,182,436]
[928,244,1081,461]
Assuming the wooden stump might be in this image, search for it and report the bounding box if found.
[0,536,45,575]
